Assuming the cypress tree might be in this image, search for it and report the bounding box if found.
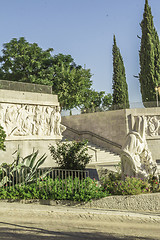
[139,0,160,106]
[112,35,129,109]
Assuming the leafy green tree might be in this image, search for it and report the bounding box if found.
[0,37,54,85]
[139,0,160,106]
[112,35,129,109]
[0,39,97,111]
[80,89,112,113]
[102,93,113,110]
[52,54,92,110]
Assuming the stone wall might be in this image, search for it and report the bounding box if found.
[0,88,64,167]
[125,108,160,163]
[0,79,52,94]
[62,107,160,163]
[62,110,127,153]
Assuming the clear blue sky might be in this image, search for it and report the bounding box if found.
[1,0,160,105]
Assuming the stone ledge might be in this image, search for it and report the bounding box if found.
[0,79,52,94]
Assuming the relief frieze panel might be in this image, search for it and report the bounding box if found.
[0,103,64,137]
[130,115,160,138]
[145,115,160,137]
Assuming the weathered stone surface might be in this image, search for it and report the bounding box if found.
[1,192,160,213]
[121,115,159,179]
[62,108,160,169]
[85,193,160,213]
[0,88,65,166]
[0,79,52,94]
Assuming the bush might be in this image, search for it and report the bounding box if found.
[148,175,160,193]
[49,140,92,170]
[102,176,150,195]
[0,177,110,202]
[0,125,6,151]
[101,172,160,195]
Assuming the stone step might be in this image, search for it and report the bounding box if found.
[61,140,121,166]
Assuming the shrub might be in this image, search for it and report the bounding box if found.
[148,175,160,193]
[101,172,151,195]
[0,177,110,201]
[0,125,6,151]
[49,140,92,170]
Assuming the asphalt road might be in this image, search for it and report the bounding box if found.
[0,201,160,240]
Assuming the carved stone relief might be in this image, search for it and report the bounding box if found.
[0,103,65,137]
[145,115,160,137]
[121,115,159,180]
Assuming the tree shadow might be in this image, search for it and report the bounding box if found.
[0,222,156,240]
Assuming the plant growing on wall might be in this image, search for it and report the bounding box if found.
[49,140,92,170]
[0,125,6,151]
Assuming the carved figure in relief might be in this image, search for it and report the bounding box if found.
[54,106,61,135]
[50,107,56,135]
[121,116,159,180]
[0,102,64,137]
[33,105,43,135]
[23,106,35,135]
[16,105,28,135]
[5,105,18,135]
[0,104,6,130]
[43,106,50,135]
[147,116,159,136]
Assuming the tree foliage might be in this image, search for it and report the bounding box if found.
[0,37,111,112]
[52,54,92,110]
[80,89,112,113]
[139,0,160,106]
[112,35,129,109]
[49,140,91,170]
[0,37,54,85]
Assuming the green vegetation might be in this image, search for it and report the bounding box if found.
[139,0,160,106]
[0,37,54,86]
[0,150,48,187]
[2,1,160,110]
[112,35,129,109]
[0,38,112,112]
[0,126,6,151]
[49,140,92,170]
[100,172,160,195]
[51,54,92,111]
[0,177,108,202]
[0,173,159,201]
[81,90,112,113]
[0,147,159,201]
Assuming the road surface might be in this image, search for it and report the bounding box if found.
[0,201,160,240]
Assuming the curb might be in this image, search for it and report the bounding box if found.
[1,192,160,213]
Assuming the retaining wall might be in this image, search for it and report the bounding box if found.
[62,108,160,163]
[0,85,63,167]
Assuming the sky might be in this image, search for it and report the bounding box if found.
[1,0,160,108]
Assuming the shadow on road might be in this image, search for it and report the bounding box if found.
[0,221,155,240]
